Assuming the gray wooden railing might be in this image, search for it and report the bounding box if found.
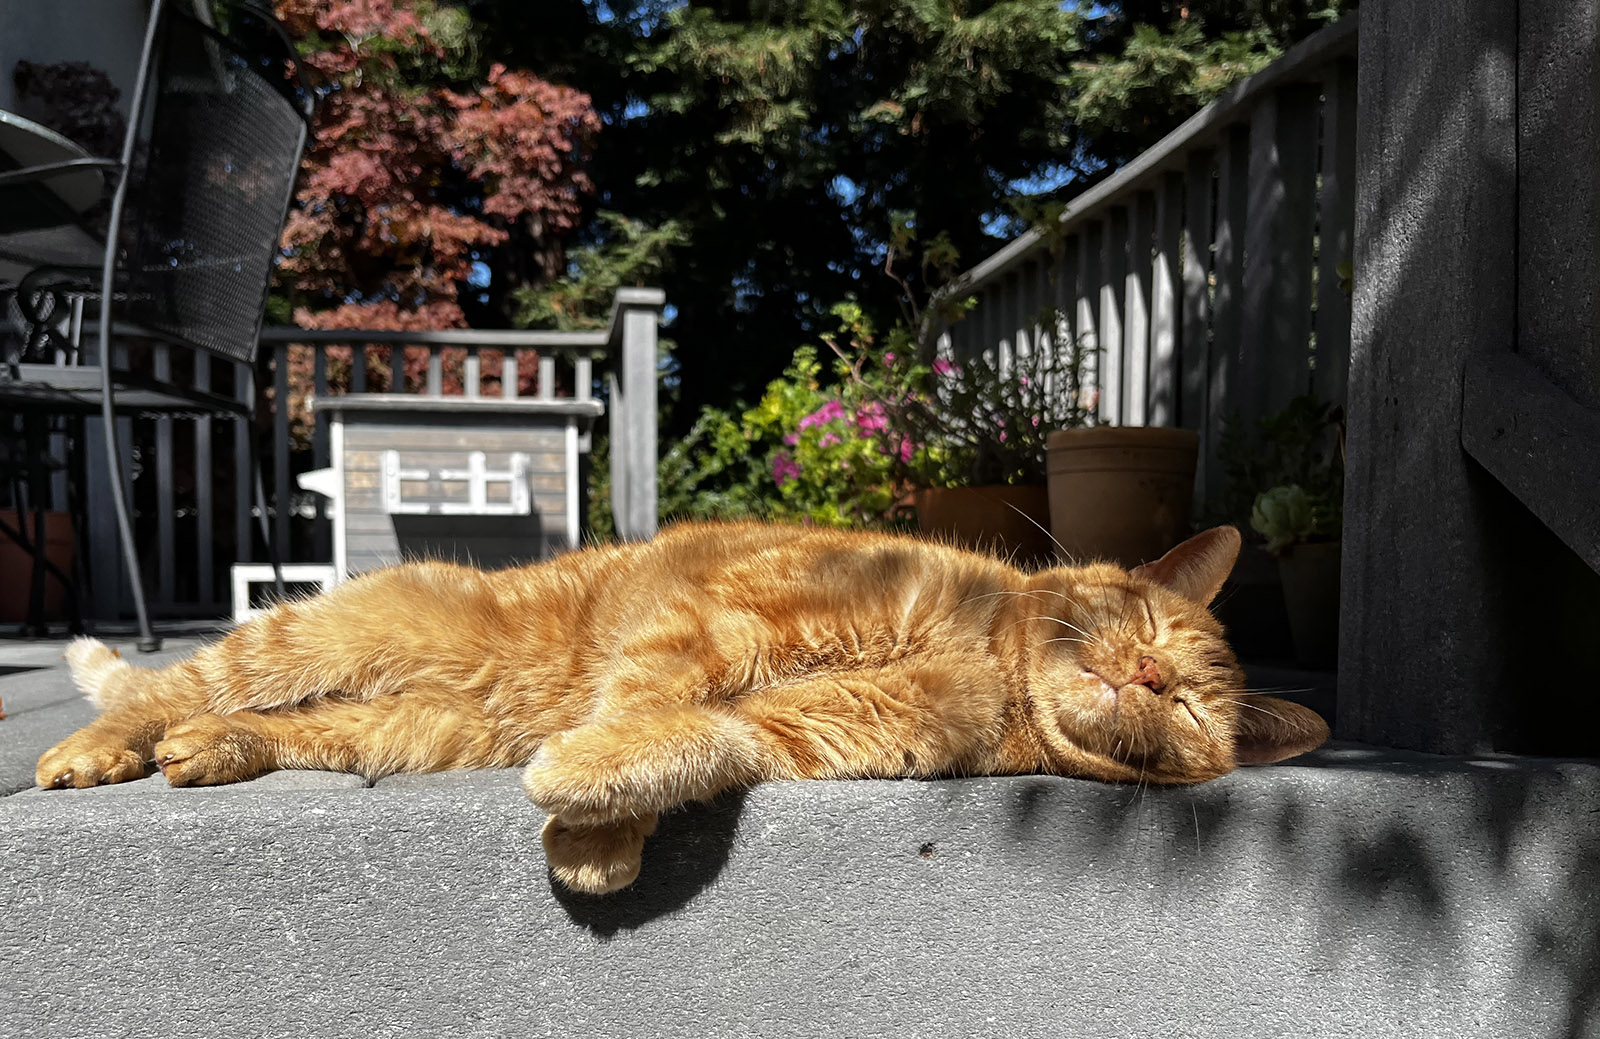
[72,288,662,621]
[938,14,1357,507]
[258,287,663,567]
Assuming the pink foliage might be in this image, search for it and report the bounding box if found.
[798,399,846,431]
[273,1,597,326]
[772,453,802,487]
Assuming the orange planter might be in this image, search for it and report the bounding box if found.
[0,510,74,623]
[1045,427,1199,568]
[910,485,1054,568]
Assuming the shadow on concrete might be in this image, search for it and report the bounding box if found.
[1033,751,1600,1038]
[550,789,750,937]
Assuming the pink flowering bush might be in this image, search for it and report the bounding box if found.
[652,290,1094,527]
[828,302,1097,488]
[652,345,902,528]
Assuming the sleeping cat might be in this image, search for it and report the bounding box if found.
[35,521,1327,894]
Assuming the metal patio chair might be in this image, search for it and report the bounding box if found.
[0,0,311,649]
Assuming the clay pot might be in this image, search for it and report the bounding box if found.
[0,509,74,623]
[1045,427,1199,567]
[909,484,1054,567]
[1277,540,1342,668]
[1212,541,1294,661]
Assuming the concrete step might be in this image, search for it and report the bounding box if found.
[3,647,1598,1036]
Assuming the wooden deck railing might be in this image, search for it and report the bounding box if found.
[937,14,1357,507]
[70,288,662,621]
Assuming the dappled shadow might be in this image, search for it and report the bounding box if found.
[987,742,1600,1036]
[1323,4,1600,1030]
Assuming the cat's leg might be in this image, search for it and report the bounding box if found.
[35,639,214,787]
[38,561,504,788]
[182,560,502,715]
[152,690,535,786]
[523,703,769,825]
[524,655,991,825]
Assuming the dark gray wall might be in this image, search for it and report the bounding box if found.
[1340,0,1600,755]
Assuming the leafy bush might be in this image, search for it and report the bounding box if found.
[833,310,1096,488]
[632,296,1096,532]
[645,345,901,528]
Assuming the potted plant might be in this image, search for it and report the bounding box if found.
[1045,421,1201,569]
[1214,394,1346,666]
[1251,483,1342,668]
[835,301,1095,566]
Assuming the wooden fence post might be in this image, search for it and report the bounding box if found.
[607,288,666,541]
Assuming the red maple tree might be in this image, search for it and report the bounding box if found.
[270,0,598,422]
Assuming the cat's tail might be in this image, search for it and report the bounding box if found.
[64,637,143,708]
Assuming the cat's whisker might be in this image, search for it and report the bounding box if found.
[1023,586,1099,620]
[1033,615,1101,642]
[1052,618,1099,643]
[1041,636,1094,647]
[999,498,1072,565]
[1006,615,1102,645]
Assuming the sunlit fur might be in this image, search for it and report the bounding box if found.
[36,521,1328,893]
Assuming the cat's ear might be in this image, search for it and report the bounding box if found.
[1130,526,1241,605]
[1232,696,1330,764]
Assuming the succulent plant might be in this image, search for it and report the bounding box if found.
[1251,484,1318,554]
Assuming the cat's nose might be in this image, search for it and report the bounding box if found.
[1131,655,1164,694]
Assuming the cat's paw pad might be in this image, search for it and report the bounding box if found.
[154,715,266,787]
[35,743,149,789]
[63,637,129,706]
[541,814,657,895]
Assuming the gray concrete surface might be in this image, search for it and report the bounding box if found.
[3,637,1599,1038]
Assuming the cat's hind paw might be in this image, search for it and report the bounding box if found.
[64,637,130,707]
[541,813,657,895]
[36,743,150,789]
[154,715,270,787]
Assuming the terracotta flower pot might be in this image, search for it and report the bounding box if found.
[0,509,75,623]
[910,485,1054,567]
[1045,426,1199,567]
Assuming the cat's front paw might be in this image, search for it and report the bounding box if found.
[541,813,657,895]
[36,741,149,789]
[522,707,764,824]
[154,715,269,787]
[522,731,625,824]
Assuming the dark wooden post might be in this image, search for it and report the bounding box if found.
[1338,0,1520,753]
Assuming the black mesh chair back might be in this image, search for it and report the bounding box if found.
[116,1,311,365]
[0,0,312,648]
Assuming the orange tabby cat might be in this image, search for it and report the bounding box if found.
[35,521,1327,893]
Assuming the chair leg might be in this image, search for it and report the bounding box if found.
[99,366,160,653]
[254,470,286,600]
[250,425,286,601]
[25,418,49,636]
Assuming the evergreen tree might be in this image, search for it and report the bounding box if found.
[485,1,1354,432]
